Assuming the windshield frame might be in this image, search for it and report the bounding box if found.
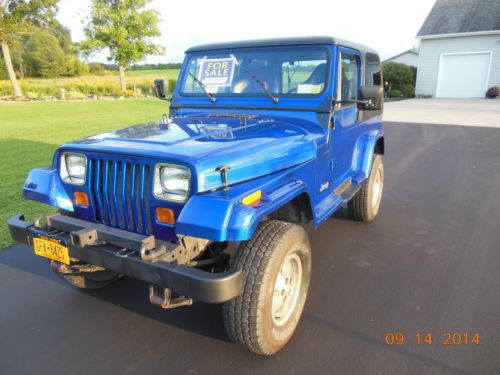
[178,45,332,100]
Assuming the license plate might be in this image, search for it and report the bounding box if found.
[33,237,70,265]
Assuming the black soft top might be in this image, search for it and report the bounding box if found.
[185,36,378,56]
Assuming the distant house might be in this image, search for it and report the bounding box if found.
[383,49,419,67]
[415,0,500,98]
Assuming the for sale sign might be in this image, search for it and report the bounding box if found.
[198,58,236,86]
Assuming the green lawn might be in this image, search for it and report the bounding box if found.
[0,98,168,248]
[128,69,179,79]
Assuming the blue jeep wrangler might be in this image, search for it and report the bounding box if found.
[9,37,384,355]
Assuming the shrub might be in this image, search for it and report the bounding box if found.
[63,55,89,77]
[65,90,87,99]
[88,63,106,74]
[167,78,177,93]
[400,84,415,98]
[121,89,135,98]
[0,60,7,80]
[486,86,499,99]
[383,62,416,93]
[389,89,402,98]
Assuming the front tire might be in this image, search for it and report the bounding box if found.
[348,154,384,222]
[223,220,312,355]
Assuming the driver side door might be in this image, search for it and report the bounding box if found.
[330,47,362,190]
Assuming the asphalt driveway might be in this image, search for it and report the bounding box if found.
[1,121,499,375]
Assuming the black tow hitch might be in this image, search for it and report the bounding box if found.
[149,285,193,309]
[8,214,244,304]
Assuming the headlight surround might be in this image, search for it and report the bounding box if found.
[60,153,87,185]
[153,164,191,202]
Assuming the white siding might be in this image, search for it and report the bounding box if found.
[415,33,500,97]
[384,52,419,67]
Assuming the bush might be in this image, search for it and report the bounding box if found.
[63,55,89,77]
[389,89,402,98]
[167,78,177,93]
[0,60,7,80]
[65,90,87,99]
[120,89,135,98]
[88,63,106,74]
[486,86,499,99]
[400,84,415,98]
[383,62,416,94]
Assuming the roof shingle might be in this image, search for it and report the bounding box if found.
[417,0,500,37]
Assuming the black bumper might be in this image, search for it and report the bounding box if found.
[8,214,243,303]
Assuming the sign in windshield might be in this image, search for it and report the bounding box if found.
[198,58,237,87]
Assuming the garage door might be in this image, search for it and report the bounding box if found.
[436,52,491,98]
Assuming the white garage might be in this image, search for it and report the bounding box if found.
[415,0,500,98]
[436,52,492,98]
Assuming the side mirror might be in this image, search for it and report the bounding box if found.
[358,86,384,110]
[154,79,166,99]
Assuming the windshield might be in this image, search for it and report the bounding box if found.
[180,46,330,98]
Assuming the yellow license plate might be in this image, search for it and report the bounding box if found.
[33,237,70,265]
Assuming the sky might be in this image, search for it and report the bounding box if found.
[57,0,437,64]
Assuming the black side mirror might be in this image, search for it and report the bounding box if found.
[358,86,384,110]
[154,79,166,99]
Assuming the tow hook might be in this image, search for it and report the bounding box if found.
[149,284,193,309]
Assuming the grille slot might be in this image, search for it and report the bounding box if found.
[90,158,152,234]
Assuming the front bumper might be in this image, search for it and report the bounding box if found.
[8,214,243,303]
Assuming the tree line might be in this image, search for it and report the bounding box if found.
[0,0,164,97]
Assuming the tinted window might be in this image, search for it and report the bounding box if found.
[365,52,381,86]
[340,52,360,101]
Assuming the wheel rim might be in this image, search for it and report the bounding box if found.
[271,252,303,327]
[371,169,382,208]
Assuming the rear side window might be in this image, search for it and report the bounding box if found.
[365,52,382,86]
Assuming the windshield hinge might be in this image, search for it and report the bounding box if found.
[217,165,231,190]
[329,114,335,129]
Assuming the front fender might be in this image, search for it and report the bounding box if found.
[176,166,311,242]
[352,130,384,184]
[22,167,74,212]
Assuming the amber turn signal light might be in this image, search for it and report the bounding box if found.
[242,190,262,207]
[74,191,89,207]
[156,207,175,225]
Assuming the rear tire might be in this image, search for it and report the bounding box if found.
[50,260,122,289]
[223,220,312,355]
[348,154,384,222]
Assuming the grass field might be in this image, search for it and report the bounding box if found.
[0,69,180,98]
[0,98,168,248]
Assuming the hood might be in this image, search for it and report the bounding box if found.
[65,114,319,192]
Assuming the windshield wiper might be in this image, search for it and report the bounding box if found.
[243,68,279,103]
[188,72,216,102]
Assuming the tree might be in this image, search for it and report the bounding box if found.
[0,0,58,97]
[79,0,164,91]
[48,21,72,54]
[24,31,65,77]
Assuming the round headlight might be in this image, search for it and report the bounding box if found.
[154,164,190,202]
[60,153,87,185]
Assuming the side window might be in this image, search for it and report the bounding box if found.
[339,52,360,102]
[365,52,382,86]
